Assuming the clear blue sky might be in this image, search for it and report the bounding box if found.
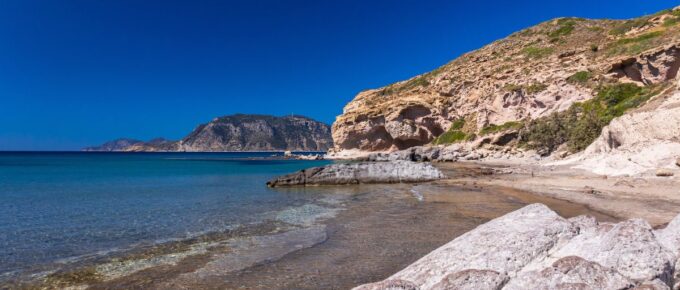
[0,0,676,150]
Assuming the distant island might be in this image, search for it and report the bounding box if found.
[83,114,333,152]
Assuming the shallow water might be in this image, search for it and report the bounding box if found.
[0,152,329,279]
[0,154,618,289]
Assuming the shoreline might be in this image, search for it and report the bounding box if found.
[435,160,680,226]
[4,161,631,289]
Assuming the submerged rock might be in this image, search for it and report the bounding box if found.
[266,161,444,187]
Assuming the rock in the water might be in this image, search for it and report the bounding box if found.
[676,158,680,167]
[429,269,508,290]
[266,161,444,187]
[355,204,576,289]
[505,256,634,290]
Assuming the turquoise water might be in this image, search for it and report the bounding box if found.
[0,152,329,278]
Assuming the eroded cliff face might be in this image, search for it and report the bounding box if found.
[332,8,680,152]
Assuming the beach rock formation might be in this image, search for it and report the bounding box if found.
[84,114,333,152]
[266,161,444,187]
[353,144,535,163]
[504,256,634,290]
[331,6,680,170]
[354,204,680,290]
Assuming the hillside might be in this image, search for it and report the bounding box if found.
[84,114,332,152]
[332,6,680,159]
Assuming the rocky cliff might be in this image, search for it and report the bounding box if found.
[85,114,332,152]
[332,7,680,154]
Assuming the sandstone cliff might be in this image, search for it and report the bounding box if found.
[84,114,333,152]
[332,7,680,154]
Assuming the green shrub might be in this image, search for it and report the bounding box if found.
[450,118,465,130]
[402,75,430,91]
[616,31,663,45]
[664,17,679,27]
[433,130,468,145]
[567,71,592,84]
[479,121,524,136]
[526,83,548,94]
[432,118,470,144]
[523,46,554,59]
[503,83,523,92]
[607,31,664,56]
[609,18,650,36]
[520,83,658,153]
[548,20,576,38]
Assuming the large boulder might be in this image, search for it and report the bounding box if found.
[505,256,634,290]
[656,213,680,256]
[354,204,577,289]
[522,218,676,285]
[266,161,444,187]
[430,269,508,290]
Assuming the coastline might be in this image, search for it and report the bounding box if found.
[5,161,625,289]
[435,160,680,226]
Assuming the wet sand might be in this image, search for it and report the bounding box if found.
[436,161,680,226]
[11,163,620,290]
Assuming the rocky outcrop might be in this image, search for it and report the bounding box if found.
[332,7,680,153]
[178,114,332,152]
[266,161,444,187]
[354,204,680,290]
[357,144,536,163]
[84,114,333,152]
[504,256,634,290]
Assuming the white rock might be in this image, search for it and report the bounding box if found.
[505,256,634,290]
[524,219,676,284]
[356,204,577,289]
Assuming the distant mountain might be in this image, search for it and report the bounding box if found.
[83,114,333,152]
[83,138,144,152]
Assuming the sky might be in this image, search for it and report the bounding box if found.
[0,0,677,150]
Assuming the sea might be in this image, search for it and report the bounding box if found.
[0,152,331,281]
